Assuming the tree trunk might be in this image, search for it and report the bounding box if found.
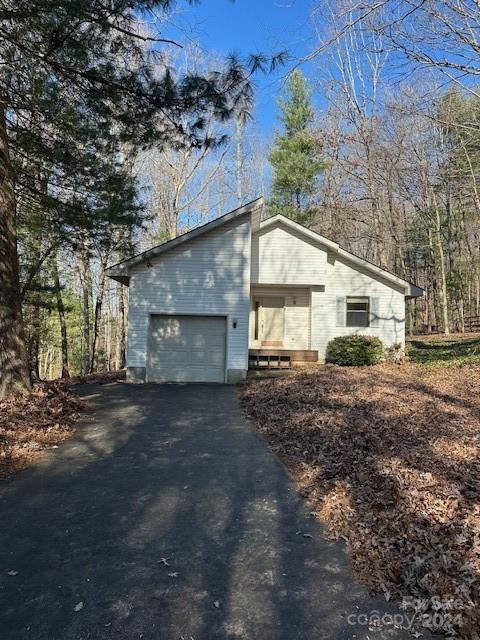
[116,282,126,370]
[79,249,91,376]
[28,327,40,381]
[235,115,243,207]
[90,261,106,373]
[53,256,69,378]
[406,300,414,337]
[0,95,31,398]
[105,294,111,371]
[476,272,480,316]
[427,229,436,333]
[432,193,450,335]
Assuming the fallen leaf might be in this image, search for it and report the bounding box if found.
[158,558,170,566]
[241,360,480,638]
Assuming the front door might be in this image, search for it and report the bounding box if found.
[254,297,285,347]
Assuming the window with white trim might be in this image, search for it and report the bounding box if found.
[346,297,370,327]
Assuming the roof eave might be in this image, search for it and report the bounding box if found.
[258,215,424,295]
[406,283,424,298]
[258,215,340,251]
[107,273,130,286]
[106,197,263,280]
[336,247,413,291]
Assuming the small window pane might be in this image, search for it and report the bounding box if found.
[348,297,368,304]
[348,302,368,311]
[346,297,369,327]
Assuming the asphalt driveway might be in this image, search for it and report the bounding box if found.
[0,383,421,640]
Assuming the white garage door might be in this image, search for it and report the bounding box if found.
[147,315,226,383]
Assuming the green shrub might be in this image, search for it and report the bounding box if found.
[326,335,384,366]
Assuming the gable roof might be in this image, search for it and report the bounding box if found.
[107,199,423,297]
[257,214,423,298]
[106,197,264,284]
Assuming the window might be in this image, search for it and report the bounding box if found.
[346,297,370,327]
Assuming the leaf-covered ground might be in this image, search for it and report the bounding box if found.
[0,383,84,479]
[241,362,480,638]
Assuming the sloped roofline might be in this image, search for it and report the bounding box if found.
[107,200,423,297]
[258,214,424,297]
[106,197,264,284]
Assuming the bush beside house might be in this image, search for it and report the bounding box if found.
[326,335,384,366]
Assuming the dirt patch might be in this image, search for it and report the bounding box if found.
[241,363,480,638]
[0,383,84,479]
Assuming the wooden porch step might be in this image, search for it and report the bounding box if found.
[249,349,319,362]
[248,354,292,369]
[248,349,319,370]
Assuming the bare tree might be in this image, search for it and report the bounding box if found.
[310,0,480,95]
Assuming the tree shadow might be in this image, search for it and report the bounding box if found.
[0,382,418,639]
[242,366,480,636]
[408,337,480,366]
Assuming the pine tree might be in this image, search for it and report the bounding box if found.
[268,69,326,224]
[0,1,282,398]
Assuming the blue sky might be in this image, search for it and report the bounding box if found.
[167,0,316,134]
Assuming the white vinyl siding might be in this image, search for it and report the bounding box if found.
[370,297,380,328]
[127,215,251,375]
[249,287,310,349]
[336,296,346,327]
[124,213,409,375]
[252,224,406,359]
[251,223,327,285]
[311,254,405,359]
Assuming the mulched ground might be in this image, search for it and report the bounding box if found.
[0,383,84,479]
[241,363,480,638]
[0,371,126,480]
[66,369,127,385]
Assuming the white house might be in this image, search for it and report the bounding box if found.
[107,198,423,383]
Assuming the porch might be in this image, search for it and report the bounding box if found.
[248,285,318,368]
[248,348,319,369]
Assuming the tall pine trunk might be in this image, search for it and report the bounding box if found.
[28,318,41,381]
[116,282,126,370]
[79,249,91,376]
[0,95,31,398]
[431,191,450,335]
[53,256,69,378]
[90,260,106,373]
[235,115,243,207]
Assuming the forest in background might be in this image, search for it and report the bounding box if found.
[9,0,480,382]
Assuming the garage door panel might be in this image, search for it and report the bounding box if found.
[162,351,190,365]
[151,318,183,340]
[191,334,208,349]
[148,315,226,383]
[190,350,225,366]
[162,366,224,383]
[150,349,188,364]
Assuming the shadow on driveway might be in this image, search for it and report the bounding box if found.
[0,383,423,639]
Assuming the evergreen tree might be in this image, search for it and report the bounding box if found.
[0,1,282,398]
[268,69,326,224]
